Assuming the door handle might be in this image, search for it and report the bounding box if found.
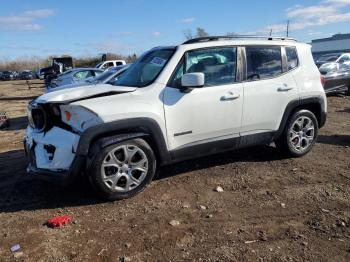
[277,84,294,92]
[220,92,240,101]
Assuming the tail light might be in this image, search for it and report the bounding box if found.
[320,75,325,87]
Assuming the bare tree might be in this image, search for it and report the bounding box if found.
[183,27,209,40]
[196,27,209,38]
[183,29,194,40]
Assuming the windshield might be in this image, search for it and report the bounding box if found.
[95,62,103,68]
[318,54,341,62]
[115,48,175,87]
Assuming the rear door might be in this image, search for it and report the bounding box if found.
[241,46,299,134]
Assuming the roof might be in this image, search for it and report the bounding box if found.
[312,33,350,43]
[182,35,297,45]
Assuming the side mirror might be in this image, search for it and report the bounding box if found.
[181,73,205,89]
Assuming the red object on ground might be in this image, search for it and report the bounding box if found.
[47,215,72,228]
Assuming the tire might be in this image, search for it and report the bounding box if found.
[275,110,319,157]
[88,138,156,201]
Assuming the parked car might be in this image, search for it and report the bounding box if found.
[25,36,327,200]
[318,53,350,71]
[0,71,15,80]
[315,53,342,68]
[47,68,104,91]
[95,60,126,70]
[12,71,19,80]
[322,63,350,94]
[42,57,74,86]
[46,65,129,93]
[36,68,45,79]
[19,71,35,80]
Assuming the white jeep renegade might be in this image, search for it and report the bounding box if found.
[25,36,327,200]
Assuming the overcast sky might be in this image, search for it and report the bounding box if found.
[1,0,350,59]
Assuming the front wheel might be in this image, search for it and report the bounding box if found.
[275,110,319,157]
[88,138,156,201]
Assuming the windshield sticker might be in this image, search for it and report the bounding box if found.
[150,57,167,66]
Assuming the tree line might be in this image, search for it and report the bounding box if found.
[0,53,138,71]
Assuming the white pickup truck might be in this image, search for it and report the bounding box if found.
[95,60,126,69]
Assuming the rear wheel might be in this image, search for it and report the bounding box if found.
[275,110,318,157]
[89,138,156,201]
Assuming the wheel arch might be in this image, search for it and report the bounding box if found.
[275,96,326,139]
[76,117,171,166]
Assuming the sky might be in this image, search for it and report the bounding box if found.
[1,0,350,60]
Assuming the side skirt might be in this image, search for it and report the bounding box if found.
[169,132,275,163]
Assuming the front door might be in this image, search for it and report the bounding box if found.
[163,46,244,152]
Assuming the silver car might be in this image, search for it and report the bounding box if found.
[46,65,129,93]
[47,68,104,91]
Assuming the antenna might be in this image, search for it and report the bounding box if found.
[269,29,273,37]
[287,20,290,37]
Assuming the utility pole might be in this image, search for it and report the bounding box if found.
[286,20,290,37]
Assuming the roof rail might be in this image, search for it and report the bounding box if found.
[182,35,297,45]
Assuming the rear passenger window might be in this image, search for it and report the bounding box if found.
[168,47,237,88]
[246,47,282,80]
[286,47,299,70]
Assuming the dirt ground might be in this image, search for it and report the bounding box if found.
[0,80,349,262]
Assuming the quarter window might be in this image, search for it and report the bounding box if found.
[74,70,92,79]
[169,47,237,88]
[286,46,299,70]
[246,47,282,80]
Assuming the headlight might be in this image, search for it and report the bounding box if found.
[60,105,102,132]
[27,103,46,132]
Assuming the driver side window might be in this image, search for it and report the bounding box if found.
[168,47,237,88]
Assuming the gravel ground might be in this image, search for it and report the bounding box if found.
[0,80,349,261]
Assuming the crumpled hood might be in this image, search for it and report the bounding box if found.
[46,81,93,93]
[36,84,137,103]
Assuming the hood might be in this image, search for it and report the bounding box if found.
[36,84,137,104]
[46,81,92,93]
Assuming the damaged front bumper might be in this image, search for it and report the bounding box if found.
[24,126,84,185]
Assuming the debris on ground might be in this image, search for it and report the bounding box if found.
[10,244,20,252]
[13,251,24,258]
[47,215,72,228]
[0,112,9,129]
[98,248,107,256]
[258,231,268,241]
[199,205,207,210]
[244,240,258,244]
[214,186,224,192]
[281,203,286,208]
[169,220,180,226]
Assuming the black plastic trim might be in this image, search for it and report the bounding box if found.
[274,96,327,140]
[169,132,275,163]
[76,117,171,165]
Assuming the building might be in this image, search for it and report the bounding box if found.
[311,33,350,58]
